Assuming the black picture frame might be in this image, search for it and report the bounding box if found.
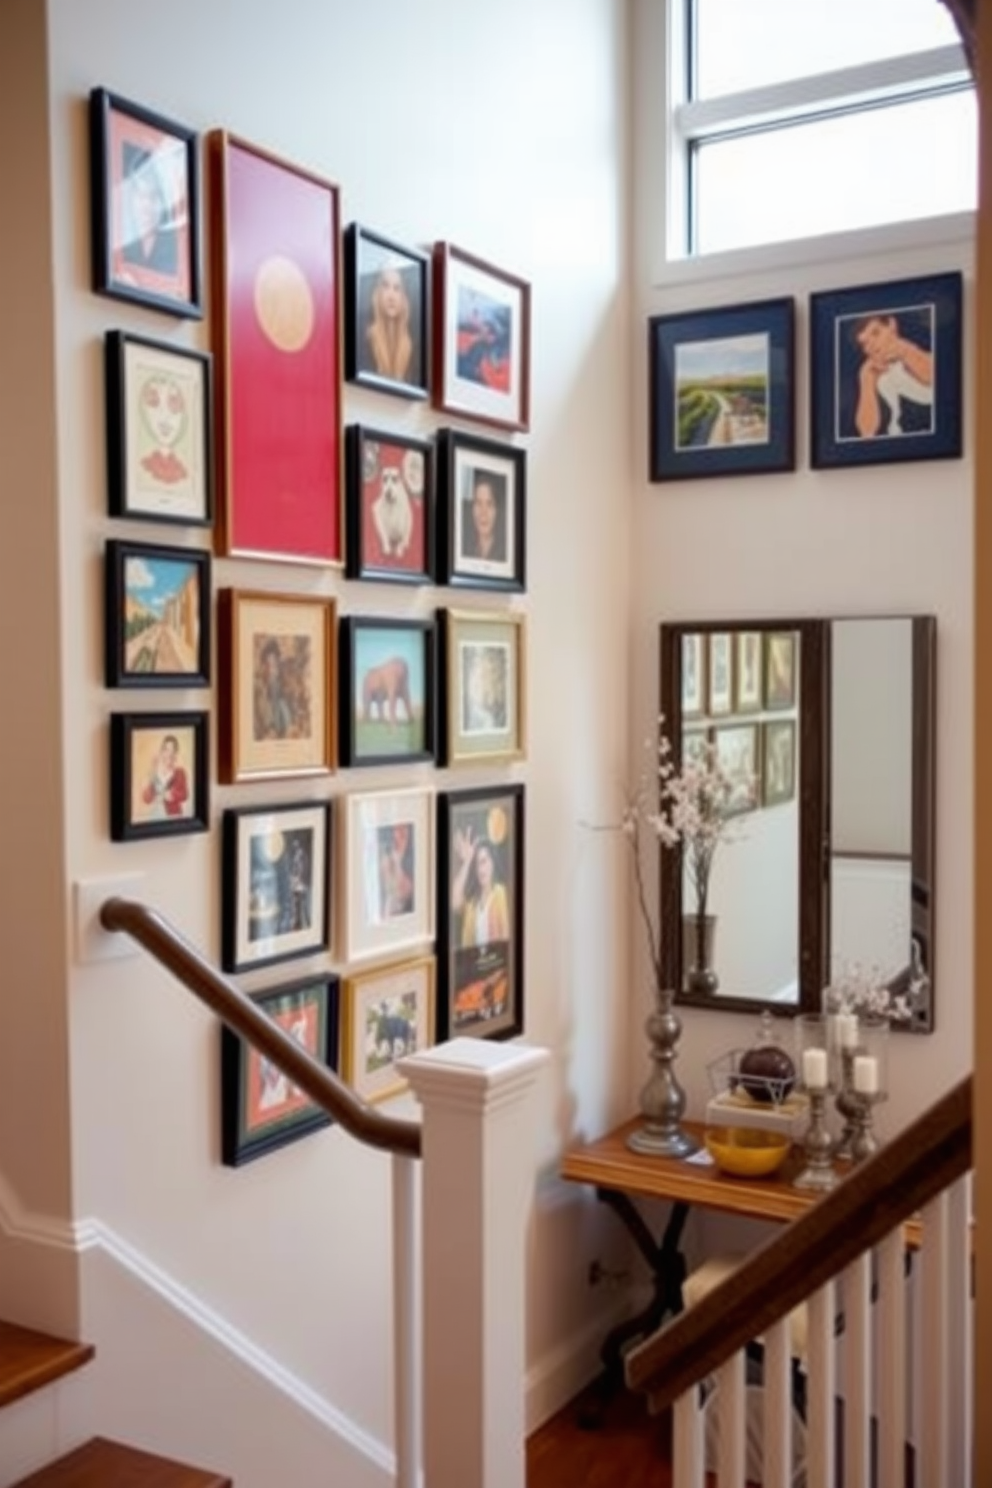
[221,801,332,975]
[105,331,213,527]
[648,297,796,481]
[105,539,211,689]
[220,975,340,1167]
[809,271,963,469]
[344,425,435,584]
[109,711,209,841]
[343,224,430,400]
[436,784,525,1043]
[339,616,436,768]
[436,429,526,592]
[89,87,202,319]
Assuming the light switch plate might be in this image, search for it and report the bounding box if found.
[74,875,145,964]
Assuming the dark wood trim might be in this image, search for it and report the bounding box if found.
[911,615,937,1031]
[625,1075,971,1406]
[831,849,912,863]
[99,898,422,1159]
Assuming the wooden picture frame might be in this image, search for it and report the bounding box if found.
[344,426,434,584]
[436,428,526,592]
[436,784,525,1043]
[765,630,798,711]
[708,632,734,717]
[649,297,795,481]
[341,787,434,964]
[217,589,335,784]
[343,224,430,399]
[713,723,760,815]
[681,633,707,719]
[221,801,331,974]
[220,975,339,1166]
[89,87,201,318]
[734,630,763,713]
[104,539,211,688]
[209,131,343,565]
[341,955,436,1105]
[432,242,531,432]
[339,616,436,768]
[763,719,797,807]
[109,711,209,841]
[105,331,213,526]
[438,608,527,766]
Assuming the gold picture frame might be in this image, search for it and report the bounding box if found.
[439,607,527,765]
[341,955,436,1105]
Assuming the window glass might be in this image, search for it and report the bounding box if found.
[692,90,976,256]
[693,0,964,99]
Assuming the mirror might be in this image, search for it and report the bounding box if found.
[659,616,935,1030]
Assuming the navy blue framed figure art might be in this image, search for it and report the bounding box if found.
[810,271,963,470]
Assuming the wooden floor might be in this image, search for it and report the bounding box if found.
[526,1382,682,1488]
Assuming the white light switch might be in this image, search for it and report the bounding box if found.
[74,875,145,965]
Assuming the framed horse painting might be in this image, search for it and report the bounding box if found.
[338,615,436,768]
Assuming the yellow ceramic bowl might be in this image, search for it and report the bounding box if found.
[704,1125,790,1178]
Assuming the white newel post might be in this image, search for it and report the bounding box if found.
[399,1037,550,1488]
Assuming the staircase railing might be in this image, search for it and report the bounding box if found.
[625,1076,973,1487]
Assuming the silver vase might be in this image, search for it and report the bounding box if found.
[627,984,698,1157]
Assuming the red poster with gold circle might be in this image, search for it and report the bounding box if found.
[211,133,342,564]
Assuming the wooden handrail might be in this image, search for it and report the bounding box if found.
[625,1074,972,1407]
[100,898,422,1159]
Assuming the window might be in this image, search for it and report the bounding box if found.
[672,0,976,257]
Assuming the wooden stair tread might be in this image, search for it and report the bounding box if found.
[0,1321,94,1408]
[10,1437,231,1487]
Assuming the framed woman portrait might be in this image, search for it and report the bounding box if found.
[220,975,339,1167]
[708,632,734,716]
[433,243,531,432]
[221,800,331,974]
[344,426,434,585]
[339,615,436,768]
[105,331,213,526]
[436,784,525,1043]
[764,630,797,710]
[341,955,435,1105]
[437,428,526,592]
[734,631,763,713]
[109,711,209,841]
[341,787,434,964]
[344,225,429,400]
[104,539,211,689]
[217,589,335,784]
[438,608,527,766]
[90,87,202,318]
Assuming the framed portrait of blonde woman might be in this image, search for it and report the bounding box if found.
[438,608,526,766]
[344,224,430,400]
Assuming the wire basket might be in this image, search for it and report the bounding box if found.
[706,1048,797,1108]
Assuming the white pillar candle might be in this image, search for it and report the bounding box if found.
[853,1054,880,1096]
[837,1012,859,1049]
[802,1046,829,1090]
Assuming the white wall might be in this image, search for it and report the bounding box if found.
[630,0,974,1135]
[39,0,633,1474]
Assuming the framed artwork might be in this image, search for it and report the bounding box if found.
[109,711,208,841]
[217,589,335,784]
[104,539,210,688]
[343,225,429,399]
[680,633,707,718]
[708,633,734,717]
[809,271,963,469]
[339,616,435,768]
[220,975,339,1167]
[436,428,526,592]
[105,331,212,526]
[648,297,795,481]
[221,801,331,974]
[763,719,797,807]
[734,631,763,713]
[764,631,797,711]
[432,242,531,432]
[89,87,201,318]
[344,426,434,584]
[341,955,435,1105]
[209,132,343,565]
[341,787,434,964]
[438,608,527,766]
[436,784,525,1043]
[682,727,711,769]
[713,723,760,815]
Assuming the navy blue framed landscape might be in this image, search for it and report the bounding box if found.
[648,297,795,482]
[810,271,963,470]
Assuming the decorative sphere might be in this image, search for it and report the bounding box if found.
[737,1045,796,1104]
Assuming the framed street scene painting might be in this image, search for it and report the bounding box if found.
[104,539,210,688]
[342,787,434,964]
[344,426,433,584]
[220,975,339,1166]
[343,224,430,399]
[438,608,526,766]
[433,243,531,431]
[436,784,525,1042]
[649,297,795,481]
[810,271,963,468]
[90,87,201,318]
[109,711,209,841]
[221,800,331,974]
[339,616,435,768]
[437,428,526,592]
[341,955,435,1105]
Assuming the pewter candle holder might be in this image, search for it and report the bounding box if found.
[793,1014,838,1192]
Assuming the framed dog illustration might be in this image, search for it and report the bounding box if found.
[344,426,434,584]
